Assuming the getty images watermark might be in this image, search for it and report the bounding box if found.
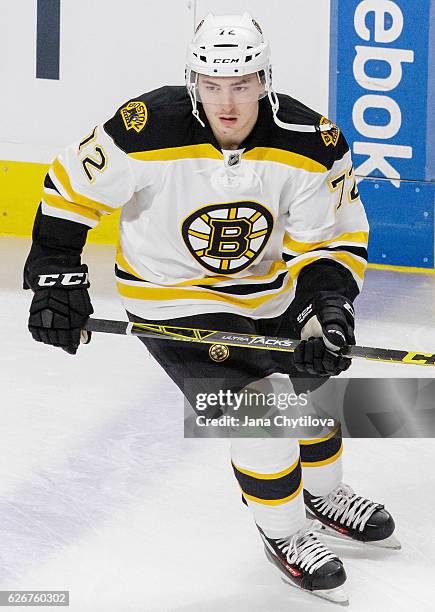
[183,379,339,438]
[184,378,435,439]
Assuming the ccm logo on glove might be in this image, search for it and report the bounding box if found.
[296,303,314,325]
[37,272,89,287]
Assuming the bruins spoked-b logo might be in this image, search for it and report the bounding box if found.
[209,344,230,362]
[120,101,148,133]
[182,201,273,274]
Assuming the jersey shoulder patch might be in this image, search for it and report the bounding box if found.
[104,86,193,154]
[120,101,148,133]
[319,116,340,148]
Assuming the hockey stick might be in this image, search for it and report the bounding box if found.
[83,317,435,367]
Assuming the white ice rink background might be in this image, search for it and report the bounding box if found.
[1,238,434,611]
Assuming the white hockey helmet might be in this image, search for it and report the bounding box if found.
[186,12,271,78]
[185,13,272,126]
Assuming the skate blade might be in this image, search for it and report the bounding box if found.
[317,522,402,550]
[281,577,349,606]
[365,534,401,550]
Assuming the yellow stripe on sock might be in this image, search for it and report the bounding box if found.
[299,424,341,445]
[233,456,300,480]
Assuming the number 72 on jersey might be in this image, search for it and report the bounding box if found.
[328,166,360,209]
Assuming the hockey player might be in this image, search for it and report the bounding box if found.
[24,13,400,605]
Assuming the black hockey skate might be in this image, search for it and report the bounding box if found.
[258,521,349,605]
[304,483,401,550]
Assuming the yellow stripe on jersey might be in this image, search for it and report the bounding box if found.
[174,261,289,287]
[128,144,224,162]
[331,252,367,279]
[128,145,326,173]
[51,159,115,214]
[116,274,294,309]
[232,456,300,480]
[287,253,366,282]
[283,231,369,253]
[43,192,101,223]
[243,148,327,173]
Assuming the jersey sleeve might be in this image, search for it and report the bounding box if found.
[283,133,369,309]
[41,123,136,229]
[23,107,140,288]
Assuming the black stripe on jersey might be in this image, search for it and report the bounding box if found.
[232,460,302,502]
[115,264,146,282]
[300,426,342,465]
[197,271,288,296]
[327,245,368,260]
[283,245,368,263]
[115,265,288,296]
[43,173,61,195]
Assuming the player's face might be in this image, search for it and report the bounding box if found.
[198,73,264,149]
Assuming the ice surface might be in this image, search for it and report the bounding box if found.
[0,237,434,611]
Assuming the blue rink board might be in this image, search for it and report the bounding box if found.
[360,179,434,268]
[329,0,435,269]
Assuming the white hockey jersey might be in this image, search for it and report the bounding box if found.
[40,87,369,320]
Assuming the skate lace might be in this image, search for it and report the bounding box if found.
[312,483,381,532]
[276,520,336,574]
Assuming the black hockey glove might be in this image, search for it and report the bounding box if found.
[293,292,355,376]
[27,261,93,355]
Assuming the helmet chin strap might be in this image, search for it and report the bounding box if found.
[267,88,333,133]
[187,76,206,128]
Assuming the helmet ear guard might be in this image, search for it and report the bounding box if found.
[185,69,205,127]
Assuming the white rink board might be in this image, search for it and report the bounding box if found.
[0,0,330,163]
[0,1,193,162]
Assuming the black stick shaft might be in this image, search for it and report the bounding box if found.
[83,317,435,367]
